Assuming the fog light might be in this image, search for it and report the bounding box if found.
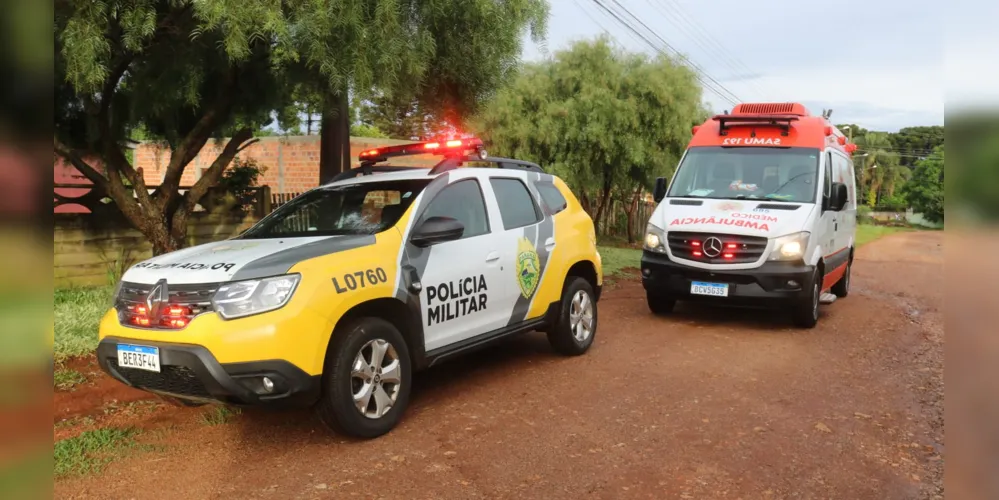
[262,376,274,393]
[787,280,799,288]
[642,268,651,277]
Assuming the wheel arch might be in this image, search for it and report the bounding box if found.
[324,297,426,374]
[564,259,600,301]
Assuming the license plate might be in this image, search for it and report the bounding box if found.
[117,344,161,372]
[690,281,729,297]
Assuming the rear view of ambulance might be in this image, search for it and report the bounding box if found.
[641,103,858,327]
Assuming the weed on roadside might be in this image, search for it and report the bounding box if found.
[200,405,242,426]
[54,427,139,477]
[54,367,86,391]
[54,286,114,361]
[597,245,643,277]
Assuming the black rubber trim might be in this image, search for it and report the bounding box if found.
[97,337,320,407]
[824,247,851,272]
[425,317,548,367]
[640,250,816,305]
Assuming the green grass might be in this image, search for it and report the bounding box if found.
[200,405,242,426]
[598,245,643,278]
[54,367,87,391]
[54,427,139,477]
[856,224,912,247]
[54,286,114,362]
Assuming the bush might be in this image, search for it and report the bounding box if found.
[857,205,873,225]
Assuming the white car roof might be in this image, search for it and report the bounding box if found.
[318,165,536,190]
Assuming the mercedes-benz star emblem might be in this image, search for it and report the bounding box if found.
[146,278,169,318]
[703,237,723,258]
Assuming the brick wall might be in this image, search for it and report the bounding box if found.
[134,135,442,194]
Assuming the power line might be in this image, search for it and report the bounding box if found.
[647,0,769,100]
[589,0,741,106]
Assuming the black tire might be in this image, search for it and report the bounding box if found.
[317,317,412,439]
[647,292,676,315]
[547,277,598,356]
[792,268,821,328]
[832,258,851,298]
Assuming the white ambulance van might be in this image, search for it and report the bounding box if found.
[641,102,858,327]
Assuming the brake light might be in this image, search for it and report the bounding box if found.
[165,318,187,328]
[132,316,151,327]
[134,304,148,315]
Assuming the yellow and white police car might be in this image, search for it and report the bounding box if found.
[96,138,603,438]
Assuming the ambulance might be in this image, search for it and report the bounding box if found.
[641,103,858,327]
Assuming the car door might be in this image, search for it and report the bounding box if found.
[485,176,550,326]
[408,178,507,352]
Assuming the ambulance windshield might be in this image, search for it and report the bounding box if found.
[667,146,821,203]
[241,179,431,239]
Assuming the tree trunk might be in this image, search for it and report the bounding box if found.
[594,182,612,236]
[319,91,351,185]
[624,186,641,244]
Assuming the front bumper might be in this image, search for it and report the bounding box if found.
[97,337,321,407]
[641,250,815,307]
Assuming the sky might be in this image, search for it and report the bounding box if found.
[520,0,962,132]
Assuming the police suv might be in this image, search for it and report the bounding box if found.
[97,138,603,438]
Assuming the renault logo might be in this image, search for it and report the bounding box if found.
[145,279,169,318]
[703,237,723,257]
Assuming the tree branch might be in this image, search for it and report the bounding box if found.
[170,128,254,239]
[157,67,240,210]
[53,138,108,188]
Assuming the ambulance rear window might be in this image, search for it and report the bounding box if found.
[241,179,431,239]
[667,146,821,203]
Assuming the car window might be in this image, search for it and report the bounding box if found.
[823,152,833,199]
[419,179,489,239]
[490,178,542,230]
[536,182,568,215]
[240,180,428,239]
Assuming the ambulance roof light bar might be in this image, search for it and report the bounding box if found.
[711,113,800,137]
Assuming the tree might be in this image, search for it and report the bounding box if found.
[55,0,547,255]
[474,36,707,242]
[55,0,289,254]
[288,0,549,182]
[889,125,944,168]
[903,145,944,223]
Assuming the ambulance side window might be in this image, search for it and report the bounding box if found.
[419,179,490,239]
[823,152,833,202]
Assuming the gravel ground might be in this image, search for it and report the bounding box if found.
[55,231,944,500]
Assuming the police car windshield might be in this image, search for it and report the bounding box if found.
[667,146,821,203]
[240,180,431,239]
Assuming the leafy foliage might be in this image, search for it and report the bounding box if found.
[55,0,549,253]
[474,36,707,240]
[903,145,944,223]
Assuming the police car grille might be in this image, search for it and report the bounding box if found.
[667,232,768,264]
[108,359,211,398]
[115,282,220,328]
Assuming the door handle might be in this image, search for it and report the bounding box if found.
[485,252,500,263]
[544,237,556,251]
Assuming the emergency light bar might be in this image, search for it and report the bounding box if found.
[358,138,485,164]
[712,113,800,136]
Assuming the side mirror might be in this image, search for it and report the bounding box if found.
[829,182,848,211]
[410,216,465,247]
[653,177,668,203]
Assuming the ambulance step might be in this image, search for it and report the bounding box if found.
[819,293,838,304]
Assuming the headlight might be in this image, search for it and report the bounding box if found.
[768,232,810,261]
[212,274,301,319]
[644,224,667,253]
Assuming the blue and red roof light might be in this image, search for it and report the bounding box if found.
[359,137,484,162]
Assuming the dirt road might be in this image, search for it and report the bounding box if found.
[55,231,944,499]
